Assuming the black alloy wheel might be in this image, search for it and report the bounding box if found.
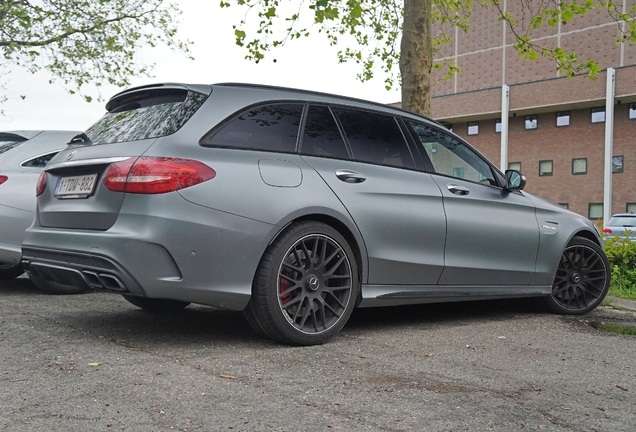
[545,237,610,314]
[245,221,359,345]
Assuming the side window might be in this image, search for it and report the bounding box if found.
[300,105,349,159]
[332,108,414,168]
[203,103,303,153]
[21,152,59,168]
[409,121,497,186]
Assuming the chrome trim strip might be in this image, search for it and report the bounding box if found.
[46,156,132,171]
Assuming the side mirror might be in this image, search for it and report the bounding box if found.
[505,170,526,192]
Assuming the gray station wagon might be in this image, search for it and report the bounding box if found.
[21,83,610,345]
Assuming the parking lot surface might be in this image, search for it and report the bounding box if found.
[2,276,636,431]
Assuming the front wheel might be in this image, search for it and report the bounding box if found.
[244,221,359,345]
[544,237,610,314]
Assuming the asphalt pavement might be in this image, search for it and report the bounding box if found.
[2,276,636,431]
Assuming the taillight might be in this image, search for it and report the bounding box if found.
[103,157,216,194]
[602,228,612,234]
[36,172,47,196]
[0,175,7,186]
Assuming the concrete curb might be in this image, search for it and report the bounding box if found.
[605,296,636,312]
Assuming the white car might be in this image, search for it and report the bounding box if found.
[0,130,80,285]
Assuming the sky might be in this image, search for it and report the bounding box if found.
[0,0,400,132]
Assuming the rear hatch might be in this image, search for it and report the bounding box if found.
[37,84,210,230]
[605,215,636,241]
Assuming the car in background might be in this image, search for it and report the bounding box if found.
[603,213,636,241]
[20,83,611,345]
[0,130,82,290]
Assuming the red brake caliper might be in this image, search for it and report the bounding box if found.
[279,276,292,305]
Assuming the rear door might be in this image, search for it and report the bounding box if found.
[407,121,540,285]
[300,105,447,285]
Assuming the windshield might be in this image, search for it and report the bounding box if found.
[85,90,207,145]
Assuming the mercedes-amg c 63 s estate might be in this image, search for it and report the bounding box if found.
[21,83,610,345]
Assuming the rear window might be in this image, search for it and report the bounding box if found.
[608,216,636,227]
[85,90,207,145]
[0,133,27,155]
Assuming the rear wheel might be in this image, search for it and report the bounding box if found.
[122,295,190,312]
[244,221,359,345]
[0,263,25,280]
[28,274,89,294]
[544,237,610,314]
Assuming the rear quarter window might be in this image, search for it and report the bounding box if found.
[202,103,303,153]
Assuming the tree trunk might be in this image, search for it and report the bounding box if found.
[400,0,433,117]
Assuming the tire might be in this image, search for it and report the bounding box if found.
[29,274,89,295]
[0,263,25,280]
[122,294,190,312]
[244,221,359,346]
[544,237,610,315]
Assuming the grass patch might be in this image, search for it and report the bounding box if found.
[592,322,636,336]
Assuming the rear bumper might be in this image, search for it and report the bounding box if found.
[22,195,276,310]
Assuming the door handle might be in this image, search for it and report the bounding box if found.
[447,184,470,195]
[336,169,366,183]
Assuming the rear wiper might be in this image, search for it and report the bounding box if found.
[67,132,93,146]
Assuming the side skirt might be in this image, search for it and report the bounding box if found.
[358,284,552,308]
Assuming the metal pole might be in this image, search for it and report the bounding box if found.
[603,68,615,226]
[500,85,510,172]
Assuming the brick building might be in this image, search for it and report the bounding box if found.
[430,3,636,220]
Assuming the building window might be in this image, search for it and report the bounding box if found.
[558,203,569,209]
[539,160,553,176]
[629,103,636,120]
[452,167,465,178]
[524,115,538,130]
[627,203,636,213]
[467,121,479,136]
[556,111,570,127]
[508,162,521,171]
[572,158,587,175]
[495,118,502,133]
[591,107,605,123]
[613,155,624,173]
[588,203,603,219]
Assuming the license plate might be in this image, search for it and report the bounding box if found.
[54,174,98,198]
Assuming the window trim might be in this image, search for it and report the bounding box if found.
[612,155,624,174]
[539,160,553,176]
[627,203,636,213]
[572,158,587,175]
[588,203,603,220]
[508,161,521,171]
[556,111,570,127]
[524,114,538,130]
[467,121,479,136]
[591,107,606,123]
